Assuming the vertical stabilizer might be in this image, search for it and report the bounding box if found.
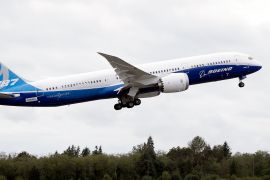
[0,63,28,91]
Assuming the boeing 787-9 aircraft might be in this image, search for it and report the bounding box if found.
[0,52,262,110]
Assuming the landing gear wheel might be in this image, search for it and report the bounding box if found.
[114,103,122,110]
[134,99,141,106]
[238,82,245,88]
[127,102,134,108]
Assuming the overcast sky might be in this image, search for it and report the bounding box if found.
[0,0,269,156]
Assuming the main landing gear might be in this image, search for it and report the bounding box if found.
[114,98,141,110]
[238,76,246,88]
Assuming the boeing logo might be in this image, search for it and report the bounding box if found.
[199,67,233,78]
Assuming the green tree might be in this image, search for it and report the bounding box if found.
[135,137,162,178]
[188,136,207,155]
[167,147,193,176]
[0,136,269,179]
[81,147,91,157]
[16,151,36,160]
[93,146,103,155]
[213,145,228,163]
[146,136,156,160]
[161,171,172,180]
[63,145,80,157]
[99,146,103,154]
[222,142,231,158]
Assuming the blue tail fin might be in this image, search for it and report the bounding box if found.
[0,63,28,92]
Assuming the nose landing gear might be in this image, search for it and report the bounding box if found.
[238,76,246,88]
[238,82,245,88]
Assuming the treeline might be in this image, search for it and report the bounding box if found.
[0,136,270,180]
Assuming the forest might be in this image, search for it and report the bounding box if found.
[0,136,270,180]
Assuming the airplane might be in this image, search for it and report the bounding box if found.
[0,52,262,110]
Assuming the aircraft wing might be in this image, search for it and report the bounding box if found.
[98,53,159,87]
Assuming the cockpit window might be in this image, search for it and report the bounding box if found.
[248,56,253,60]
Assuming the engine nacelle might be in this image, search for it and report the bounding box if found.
[159,73,189,93]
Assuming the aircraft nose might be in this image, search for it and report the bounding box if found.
[253,60,262,72]
[255,60,262,70]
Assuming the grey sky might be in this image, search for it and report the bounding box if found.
[0,0,269,155]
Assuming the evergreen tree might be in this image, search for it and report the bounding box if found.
[135,136,160,178]
[93,145,99,155]
[222,142,231,158]
[63,145,80,157]
[93,146,103,155]
[16,151,36,159]
[146,136,156,160]
[81,147,91,157]
[99,146,103,154]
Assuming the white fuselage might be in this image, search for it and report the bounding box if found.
[31,52,260,92]
[0,52,262,107]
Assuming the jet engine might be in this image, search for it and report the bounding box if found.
[159,73,189,93]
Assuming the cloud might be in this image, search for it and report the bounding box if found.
[0,0,269,155]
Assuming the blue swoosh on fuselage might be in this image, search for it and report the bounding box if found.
[0,64,261,107]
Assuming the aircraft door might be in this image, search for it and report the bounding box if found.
[104,76,110,86]
[36,89,44,102]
